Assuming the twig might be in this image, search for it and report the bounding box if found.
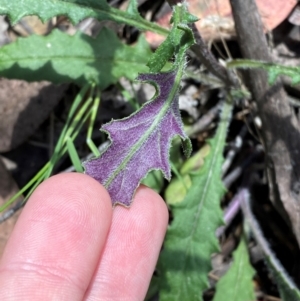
[223,148,261,189]
[216,191,242,238]
[222,126,247,176]
[186,102,222,136]
[189,23,239,88]
[240,188,299,293]
[18,19,34,35]
[229,0,300,247]
[0,200,23,223]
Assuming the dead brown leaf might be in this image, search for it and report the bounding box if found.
[0,79,68,152]
[0,158,22,257]
[145,0,297,46]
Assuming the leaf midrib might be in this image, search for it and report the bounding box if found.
[104,68,183,191]
[174,101,231,300]
[64,0,169,35]
[0,55,147,65]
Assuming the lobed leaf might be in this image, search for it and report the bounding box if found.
[83,3,196,207]
[83,69,189,206]
[213,237,255,301]
[158,100,232,301]
[0,28,151,89]
[0,0,168,35]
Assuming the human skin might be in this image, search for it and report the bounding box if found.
[0,173,168,300]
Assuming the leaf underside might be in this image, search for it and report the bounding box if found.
[158,100,232,301]
[213,238,255,301]
[0,28,151,89]
[84,70,189,206]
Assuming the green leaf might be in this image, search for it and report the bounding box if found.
[227,59,300,85]
[158,99,233,301]
[213,238,255,301]
[165,144,210,205]
[165,174,191,205]
[66,137,84,172]
[147,3,197,73]
[141,170,164,193]
[180,144,210,174]
[0,0,168,36]
[0,28,151,89]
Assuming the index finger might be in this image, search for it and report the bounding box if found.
[0,173,112,300]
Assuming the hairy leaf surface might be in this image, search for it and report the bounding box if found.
[0,0,167,35]
[84,69,189,206]
[158,100,232,301]
[213,238,255,301]
[0,28,151,89]
[83,3,196,207]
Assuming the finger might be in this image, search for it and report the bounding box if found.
[84,185,168,301]
[0,173,112,301]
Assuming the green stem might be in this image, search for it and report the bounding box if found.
[45,90,95,178]
[0,162,50,211]
[86,91,101,157]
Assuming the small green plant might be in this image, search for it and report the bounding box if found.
[1,1,300,300]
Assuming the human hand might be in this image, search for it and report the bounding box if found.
[0,173,168,300]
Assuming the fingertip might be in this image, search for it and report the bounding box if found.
[0,172,113,300]
[31,172,112,214]
[136,184,168,213]
[22,172,113,242]
[85,184,169,300]
[132,185,169,230]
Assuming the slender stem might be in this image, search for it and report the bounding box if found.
[189,23,239,87]
[0,162,50,211]
[86,91,101,157]
[241,188,299,291]
[166,0,239,87]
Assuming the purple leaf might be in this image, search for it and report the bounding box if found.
[83,70,189,206]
